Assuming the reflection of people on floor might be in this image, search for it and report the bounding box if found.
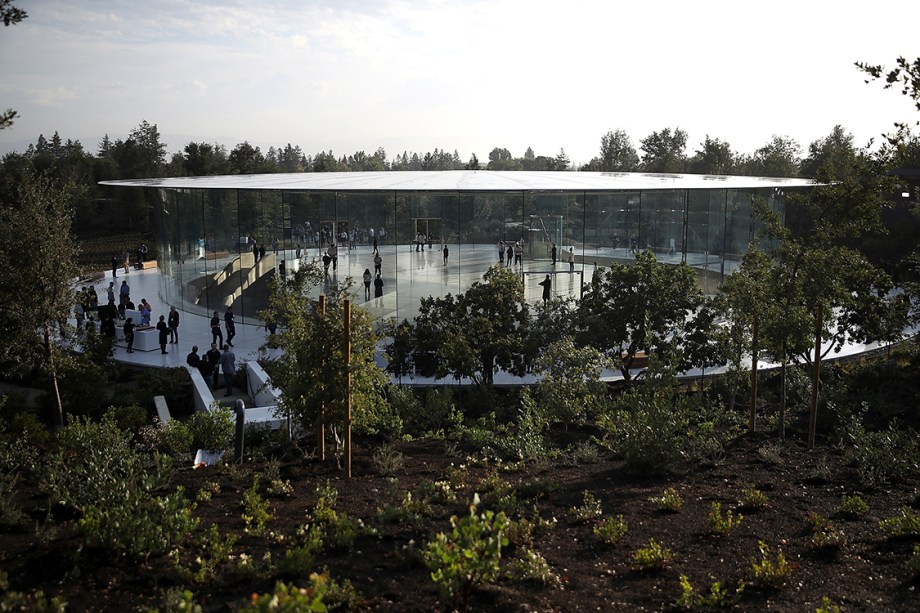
[374,273,384,305]
[539,274,552,303]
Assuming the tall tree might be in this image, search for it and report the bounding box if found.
[639,127,688,173]
[486,148,522,171]
[576,251,703,380]
[799,125,857,181]
[259,263,386,453]
[689,136,736,175]
[742,135,800,177]
[411,266,530,386]
[0,171,82,427]
[598,128,640,171]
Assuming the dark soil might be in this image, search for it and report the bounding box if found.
[2,431,919,612]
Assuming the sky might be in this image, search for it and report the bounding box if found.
[1,0,918,169]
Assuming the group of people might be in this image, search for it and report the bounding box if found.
[185,342,237,397]
[362,268,385,302]
[498,240,524,268]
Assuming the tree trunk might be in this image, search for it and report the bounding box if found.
[808,304,823,449]
[44,327,64,429]
[749,316,758,433]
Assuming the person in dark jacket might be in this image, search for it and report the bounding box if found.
[156,315,169,354]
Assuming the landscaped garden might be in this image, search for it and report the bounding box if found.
[2,341,920,612]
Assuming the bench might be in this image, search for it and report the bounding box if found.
[153,395,172,425]
[139,260,157,270]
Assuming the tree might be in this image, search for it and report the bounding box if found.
[799,125,857,181]
[856,57,920,131]
[533,338,609,427]
[465,153,482,170]
[0,0,26,130]
[182,142,229,176]
[576,251,703,380]
[639,127,688,173]
[412,266,530,386]
[742,135,800,178]
[486,148,522,171]
[598,129,640,171]
[229,141,268,174]
[547,148,570,171]
[755,151,896,447]
[688,136,735,175]
[0,171,82,427]
[259,263,386,459]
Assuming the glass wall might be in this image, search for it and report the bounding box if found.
[152,186,785,326]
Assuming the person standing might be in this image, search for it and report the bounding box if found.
[551,243,557,265]
[111,255,118,278]
[363,268,372,301]
[119,280,130,306]
[205,342,222,389]
[373,252,382,276]
[224,306,236,347]
[140,301,151,325]
[443,245,449,266]
[505,242,514,267]
[568,247,575,273]
[210,311,223,347]
[186,345,201,367]
[539,274,552,304]
[372,232,379,254]
[514,241,523,268]
[322,251,331,276]
[167,306,180,344]
[498,240,505,264]
[374,273,384,304]
[156,315,169,354]
[106,282,116,306]
[122,248,130,274]
[328,242,338,272]
[218,344,237,397]
[123,317,135,353]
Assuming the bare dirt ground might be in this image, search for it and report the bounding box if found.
[2,428,919,612]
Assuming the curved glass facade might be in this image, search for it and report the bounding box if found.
[141,175,794,326]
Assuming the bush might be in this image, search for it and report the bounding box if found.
[650,487,684,512]
[879,507,920,537]
[836,409,917,487]
[675,574,744,610]
[505,548,561,588]
[78,486,198,560]
[424,496,509,609]
[105,404,149,433]
[569,490,603,522]
[749,540,793,587]
[709,502,743,536]
[838,494,869,518]
[631,538,674,571]
[40,415,144,512]
[239,576,327,613]
[187,407,235,451]
[594,515,628,546]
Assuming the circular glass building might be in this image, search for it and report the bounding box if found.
[101,171,814,326]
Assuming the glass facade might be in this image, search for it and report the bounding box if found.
[148,181,789,326]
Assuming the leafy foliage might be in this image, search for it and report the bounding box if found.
[424,496,509,608]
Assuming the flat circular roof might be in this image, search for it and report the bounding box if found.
[100,170,816,192]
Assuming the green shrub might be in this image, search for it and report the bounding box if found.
[675,574,744,610]
[709,502,743,536]
[594,515,628,546]
[631,538,674,571]
[241,475,273,536]
[239,576,327,613]
[187,407,235,451]
[837,410,917,487]
[41,415,144,512]
[371,442,405,476]
[569,490,603,522]
[600,364,692,474]
[738,488,769,510]
[323,574,364,610]
[78,486,198,560]
[276,528,324,579]
[838,494,869,518]
[105,404,148,433]
[816,596,842,613]
[424,496,509,609]
[0,570,66,613]
[650,487,684,512]
[505,548,561,588]
[749,540,793,587]
[879,507,920,537]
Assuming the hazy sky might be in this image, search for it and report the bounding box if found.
[1,0,917,168]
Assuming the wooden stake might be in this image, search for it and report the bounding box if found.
[808,303,823,449]
[318,294,326,461]
[344,299,352,479]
